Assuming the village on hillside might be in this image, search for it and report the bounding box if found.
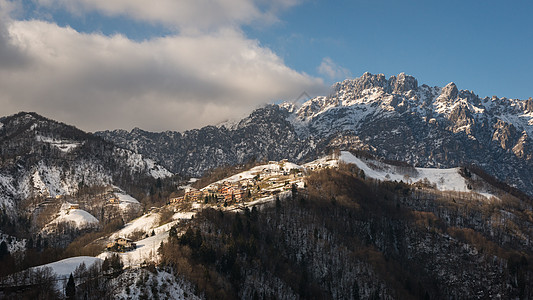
[101,158,339,254]
[169,157,337,210]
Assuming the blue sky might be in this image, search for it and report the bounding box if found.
[1,0,532,131]
[244,0,533,98]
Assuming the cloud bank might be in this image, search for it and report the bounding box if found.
[0,0,324,132]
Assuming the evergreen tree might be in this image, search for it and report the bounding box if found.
[169,226,178,239]
[66,273,76,300]
[110,254,123,272]
[102,257,110,272]
[0,241,9,260]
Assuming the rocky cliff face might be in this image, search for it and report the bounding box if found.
[96,73,533,195]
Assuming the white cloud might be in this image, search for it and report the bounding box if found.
[35,0,302,31]
[318,57,351,80]
[0,19,325,131]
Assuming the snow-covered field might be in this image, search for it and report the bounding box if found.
[45,203,99,230]
[339,151,498,200]
[32,256,102,278]
[339,151,469,191]
[110,212,161,240]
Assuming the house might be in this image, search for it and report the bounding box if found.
[108,197,119,204]
[185,188,204,201]
[220,185,246,202]
[170,196,184,204]
[106,237,137,252]
[224,192,234,202]
[234,189,245,201]
[69,204,80,210]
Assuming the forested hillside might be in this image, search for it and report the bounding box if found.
[158,164,533,299]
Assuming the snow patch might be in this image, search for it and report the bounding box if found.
[32,256,102,278]
[0,173,17,213]
[110,212,161,240]
[145,159,173,179]
[36,135,81,152]
[477,192,499,201]
[173,212,196,220]
[115,192,141,211]
[340,151,470,192]
[111,269,200,300]
[0,233,26,253]
[46,202,99,229]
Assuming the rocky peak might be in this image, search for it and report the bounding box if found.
[333,72,388,95]
[458,90,481,106]
[388,72,418,93]
[440,82,459,100]
[357,72,388,91]
[525,98,533,113]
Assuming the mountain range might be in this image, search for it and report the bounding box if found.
[97,72,533,195]
[1,73,533,299]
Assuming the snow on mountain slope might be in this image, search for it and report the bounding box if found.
[32,256,102,278]
[114,148,173,179]
[110,268,201,300]
[0,233,26,253]
[291,74,533,137]
[110,212,161,240]
[15,161,114,200]
[0,112,173,214]
[104,230,168,267]
[338,151,502,201]
[104,211,195,267]
[45,203,99,230]
[114,192,141,211]
[0,173,18,214]
[286,73,532,152]
[36,135,81,152]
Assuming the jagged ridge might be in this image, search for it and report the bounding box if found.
[95,72,533,195]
